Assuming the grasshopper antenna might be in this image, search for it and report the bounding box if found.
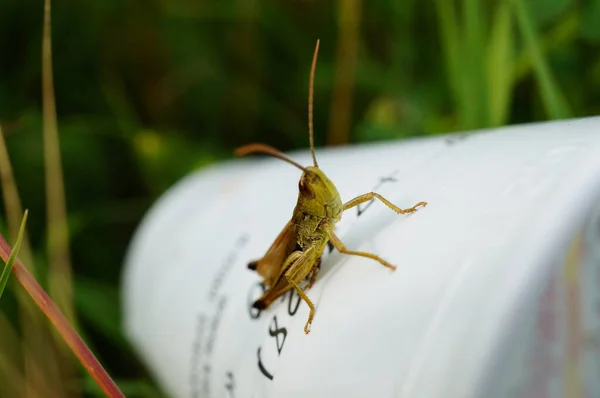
[308,39,320,168]
[235,143,307,172]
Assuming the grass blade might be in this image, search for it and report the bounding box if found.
[0,125,36,269]
[1,124,63,396]
[463,0,487,128]
[487,1,514,126]
[512,0,572,119]
[42,0,76,324]
[327,0,361,146]
[0,210,28,300]
[434,0,470,129]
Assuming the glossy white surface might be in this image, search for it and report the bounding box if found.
[122,117,600,398]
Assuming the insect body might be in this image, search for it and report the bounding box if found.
[235,40,427,334]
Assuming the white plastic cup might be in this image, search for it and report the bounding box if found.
[122,117,600,398]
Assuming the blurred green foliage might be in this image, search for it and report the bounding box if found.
[0,0,599,396]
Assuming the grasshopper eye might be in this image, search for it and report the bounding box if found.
[299,179,315,199]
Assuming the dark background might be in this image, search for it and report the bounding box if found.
[0,0,598,396]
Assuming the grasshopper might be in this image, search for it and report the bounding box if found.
[235,40,427,334]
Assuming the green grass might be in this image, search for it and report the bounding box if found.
[0,211,27,300]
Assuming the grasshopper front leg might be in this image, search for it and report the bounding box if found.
[327,227,397,271]
[343,192,427,214]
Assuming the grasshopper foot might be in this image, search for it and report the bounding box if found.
[407,201,428,212]
[394,201,427,214]
[304,320,312,334]
[304,308,316,334]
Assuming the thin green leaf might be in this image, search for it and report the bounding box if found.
[435,0,468,127]
[464,0,487,128]
[0,210,28,300]
[581,0,600,42]
[512,0,572,119]
[487,2,514,126]
[0,125,36,270]
[513,10,578,84]
[43,0,76,326]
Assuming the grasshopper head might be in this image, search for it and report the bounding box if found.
[299,166,341,208]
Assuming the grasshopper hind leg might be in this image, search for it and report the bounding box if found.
[252,257,319,312]
[306,258,321,289]
[252,299,267,310]
[286,278,316,334]
[252,284,297,311]
[250,247,321,334]
[251,250,303,311]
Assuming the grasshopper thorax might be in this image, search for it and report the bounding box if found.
[297,166,343,220]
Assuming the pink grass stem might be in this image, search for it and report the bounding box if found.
[0,234,125,398]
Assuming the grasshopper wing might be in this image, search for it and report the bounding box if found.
[248,220,298,287]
